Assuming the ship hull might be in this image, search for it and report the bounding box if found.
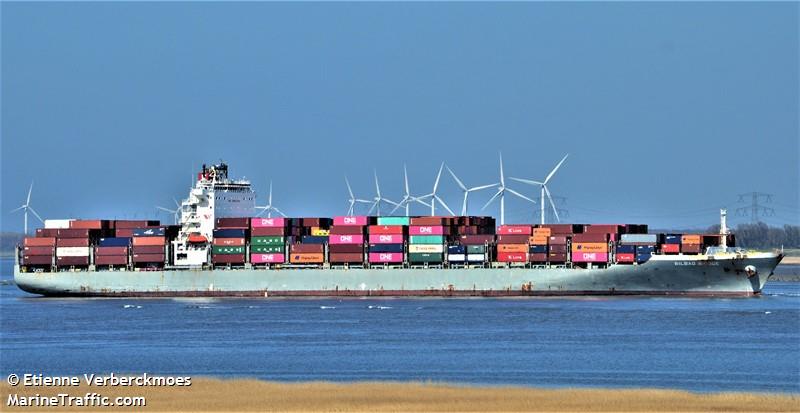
[14,255,781,298]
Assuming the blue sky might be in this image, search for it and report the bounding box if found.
[2,2,798,231]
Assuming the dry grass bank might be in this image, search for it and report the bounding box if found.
[1,378,798,412]
[780,256,800,265]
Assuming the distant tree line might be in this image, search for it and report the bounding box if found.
[706,223,800,249]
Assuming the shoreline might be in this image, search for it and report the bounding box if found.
[1,378,798,412]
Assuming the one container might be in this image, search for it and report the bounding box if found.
[408,244,444,253]
[572,252,609,262]
[368,234,404,244]
[333,216,368,226]
[251,217,285,228]
[329,234,364,245]
[377,216,410,226]
[289,253,325,263]
[409,235,444,244]
[409,226,444,236]
[251,253,285,264]
[368,252,403,263]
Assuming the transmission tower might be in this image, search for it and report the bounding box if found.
[735,192,774,223]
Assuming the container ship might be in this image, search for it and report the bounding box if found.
[13,163,783,297]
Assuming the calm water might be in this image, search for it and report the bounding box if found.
[1,258,798,393]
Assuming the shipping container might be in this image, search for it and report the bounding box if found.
[571,243,608,253]
[636,253,652,263]
[459,235,495,245]
[98,237,131,247]
[23,246,55,255]
[497,225,532,235]
[289,253,325,264]
[113,220,158,229]
[290,244,324,253]
[616,245,636,254]
[368,252,403,263]
[497,244,528,253]
[330,253,365,263]
[620,234,658,244]
[529,245,547,254]
[496,252,527,262]
[368,244,404,253]
[662,244,680,254]
[409,235,444,244]
[664,235,682,245]
[56,247,90,257]
[213,238,246,247]
[329,226,365,235]
[681,235,702,244]
[333,216,368,226]
[213,246,246,255]
[216,217,250,228]
[57,256,90,266]
[95,246,129,256]
[681,244,702,254]
[467,254,485,262]
[377,216,410,226]
[572,252,608,262]
[310,227,330,236]
[301,218,324,227]
[408,244,444,253]
[250,227,285,236]
[132,237,166,246]
[131,245,164,254]
[549,244,567,253]
[495,234,529,244]
[408,252,444,263]
[250,236,284,246]
[616,253,635,263]
[368,225,404,235]
[409,225,444,236]
[548,236,568,245]
[447,245,466,254]
[300,235,328,244]
[529,235,549,245]
[572,233,608,243]
[540,224,578,234]
[329,234,364,245]
[115,229,134,238]
[409,217,445,226]
[44,219,72,229]
[329,244,365,253]
[56,238,90,247]
[532,227,552,236]
[529,253,548,262]
[35,228,59,237]
[22,255,53,265]
[95,255,128,266]
[466,245,486,254]
[57,229,91,238]
[583,224,622,234]
[251,253,285,264]
[447,253,466,262]
[132,227,166,237]
[69,220,105,230]
[368,234,404,244]
[212,229,245,238]
[211,254,245,264]
[548,252,567,262]
[24,237,56,247]
[250,217,285,228]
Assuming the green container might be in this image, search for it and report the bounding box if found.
[250,236,284,246]
[409,235,444,244]
[408,252,444,263]
[377,216,410,226]
[251,245,284,253]
[213,246,245,255]
[467,245,486,254]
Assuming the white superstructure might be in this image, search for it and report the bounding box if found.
[172,163,256,267]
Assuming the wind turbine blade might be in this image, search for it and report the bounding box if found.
[272,207,287,218]
[374,170,381,197]
[355,199,373,204]
[268,181,273,205]
[156,206,174,213]
[435,195,455,215]
[446,165,467,191]
[173,198,180,207]
[433,162,444,193]
[499,152,505,186]
[412,197,431,208]
[506,188,537,204]
[390,201,404,214]
[382,198,399,207]
[345,176,355,199]
[26,182,33,205]
[403,165,410,195]
[509,177,543,186]
[544,154,569,184]
[481,189,503,211]
[469,183,499,191]
[28,207,44,223]
[10,205,25,213]
[367,201,378,215]
[544,186,560,222]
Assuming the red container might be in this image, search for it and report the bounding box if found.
[215,217,249,229]
[115,229,134,237]
[329,226,364,235]
[572,252,609,262]
[96,246,129,256]
[213,238,245,246]
[584,225,622,234]
[36,228,59,237]
[497,225,532,235]
[132,237,166,246]
[662,244,680,254]
[329,253,365,263]
[681,244,702,254]
[529,253,548,262]
[57,229,91,238]
[211,254,245,264]
[57,256,90,266]
[540,224,575,234]
[409,226,444,236]
[333,216,368,226]
[23,246,55,255]
[572,233,608,243]
[548,252,567,262]
[290,244,324,253]
[95,255,128,266]
[615,253,635,263]
[368,234,404,244]
[22,255,53,265]
[251,227,285,236]
[132,253,166,263]
[497,252,527,262]
[57,238,90,247]
[548,244,567,253]
[301,218,322,227]
[329,244,364,253]
[548,236,568,245]
[459,235,495,245]
[69,220,104,229]
[131,245,164,254]
[368,252,403,263]
[368,225,404,235]
[409,217,445,225]
[251,217,285,228]
[251,253,285,264]
[495,234,529,244]
[114,220,154,229]
[24,237,56,247]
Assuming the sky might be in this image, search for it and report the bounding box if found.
[2,2,798,232]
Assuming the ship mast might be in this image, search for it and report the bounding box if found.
[719,208,729,248]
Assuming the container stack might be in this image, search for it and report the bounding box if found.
[495,225,531,263]
[113,220,159,237]
[571,232,609,264]
[459,234,494,264]
[328,216,367,264]
[211,218,249,266]
[56,225,93,268]
[288,218,328,264]
[21,236,55,267]
[250,217,286,265]
[408,217,445,264]
[132,227,166,268]
[680,234,702,254]
[368,220,404,265]
[529,227,550,263]
[662,234,681,254]
[95,237,130,267]
[618,233,657,263]
[445,217,495,264]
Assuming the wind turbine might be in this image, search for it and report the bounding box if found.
[390,164,431,216]
[446,165,498,216]
[255,181,287,218]
[345,176,373,216]
[510,154,569,224]
[481,153,536,225]
[417,163,455,216]
[10,182,44,235]
[367,170,399,216]
[156,198,181,224]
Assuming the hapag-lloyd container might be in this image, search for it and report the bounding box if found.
[251,253,285,264]
[289,253,324,263]
[572,252,609,262]
[333,216,368,226]
[329,234,364,245]
[571,243,608,253]
[409,226,444,236]
[497,225,532,235]
[251,217,285,228]
[408,244,444,253]
[368,252,403,263]
[368,234,403,244]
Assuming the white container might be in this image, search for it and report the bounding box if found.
[408,244,444,253]
[467,254,485,262]
[45,219,73,229]
[56,247,90,257]
[447,254,466,262]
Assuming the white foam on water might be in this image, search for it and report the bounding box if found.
[320,306,336,309]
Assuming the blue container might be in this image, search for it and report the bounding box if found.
[664,234,681,244]
[213,229,245,238]
[636,253,652,262]
[133,227,165,237]
[98,237,131,247]
[616,245,635,254]
[447,245,466,254]
[369,244,404,253]
[529,245,547,254]
[636,245,655,253]
[301,235,328,244]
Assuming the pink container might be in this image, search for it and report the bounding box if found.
[251,217,286,228]
[368,252,403,263]
[409,225,444,235]
[329,234,364,245]
[497,225,532,235]
[250,253,285,264]
[333,216,368,226]
[572,252,609,263]
[368,234,404,244]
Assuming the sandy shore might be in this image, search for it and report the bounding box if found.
[780,256,800,265]
[1,378,797,412]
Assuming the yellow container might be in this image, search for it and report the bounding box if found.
[311,227,330,236]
